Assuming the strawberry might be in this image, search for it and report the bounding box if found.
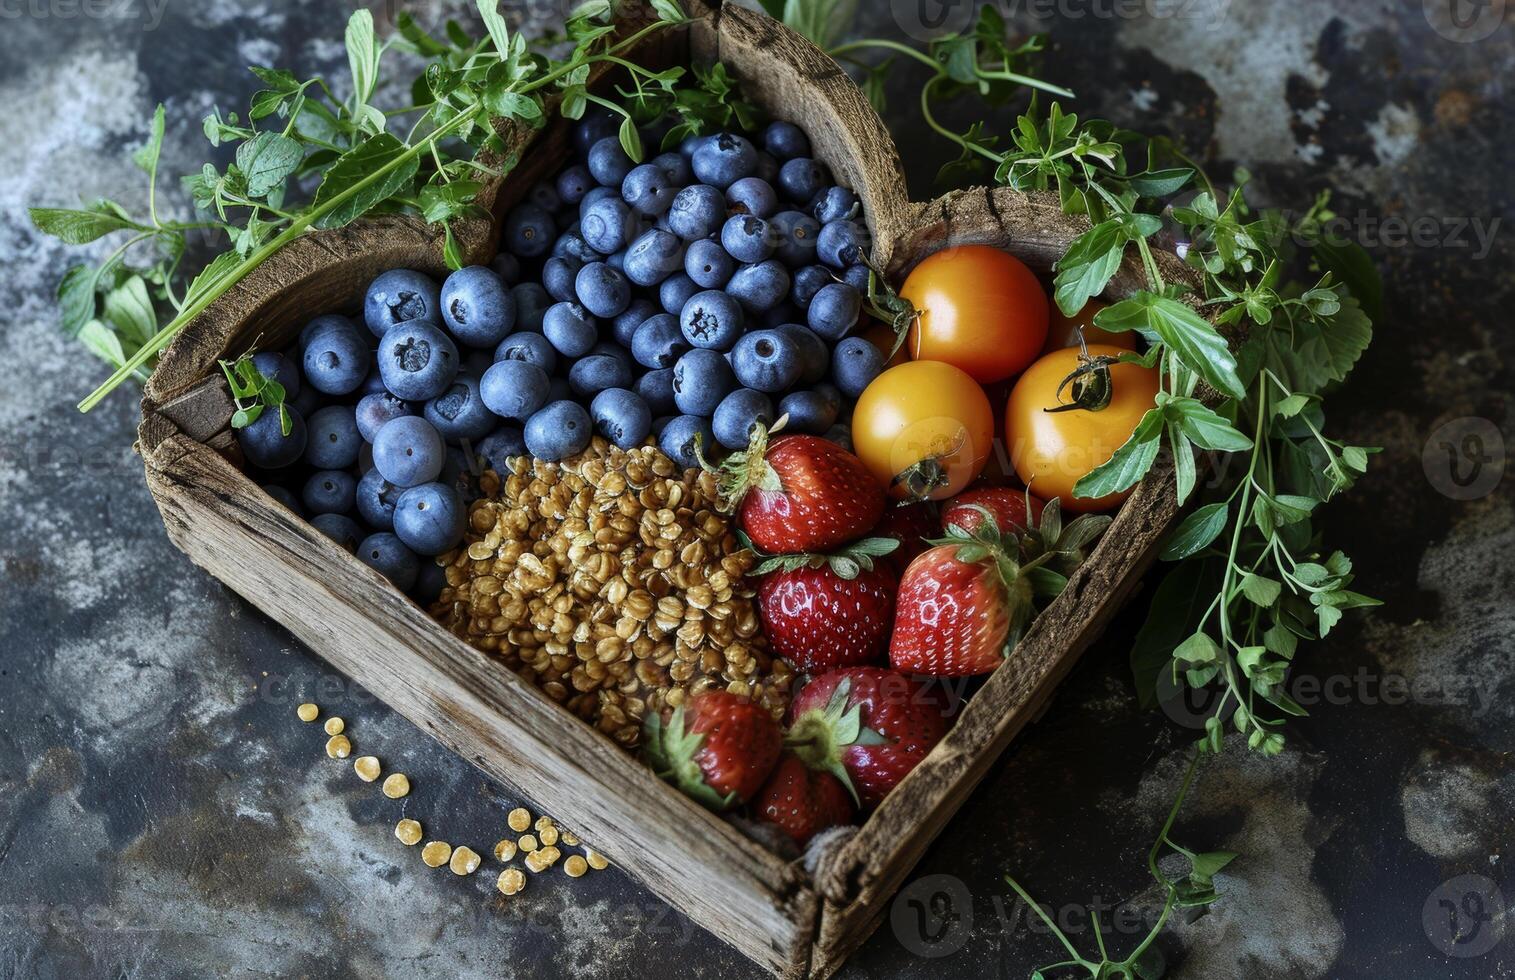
[889,500,1112,676]
[753,752,856,845]
[711,422,884,554]
[643,690,782,811]
[755,559,896,673]
[869,500,938,574]
[940,486,1044,537]
[785,667,949,811]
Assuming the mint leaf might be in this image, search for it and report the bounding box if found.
[236,132,303,198]
[1053,218,1125,317]
[1072,407,1163,499]
[1160,502,1228,561]
[311,134,420,229]
[28,202,137,245]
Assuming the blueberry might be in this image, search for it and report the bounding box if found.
[251,351,300,401]
[589,134,634,185]
[302,469,357,515]
[574,262,630,319]
[760,302,803,329]
[667,184,727,241]
[302,318,370,396]
[440,266,515,348]
[672,348,737,415]
[511,282,551,331]
[832,336,886,398]
[776,322,831,384]
[651,151,692,185]
[412,560,448,605]
[692,132,757,189]
[778,157,831,205]
[779,387,840,434]
[823,423,854,451]
[755,151,780,185]
[393,482,466,556]
[377,320,459,401]
[480,359,551,420]
[731,328,803,393]
[438,445,480,505]
[524,400,593,461]
[606,248,627,273]
[612,298,658,347]
[543,256,583,303]
[624,228,684,288]
[684,238,735,290]
[261,483,302,514]
[546,376,572,403]
[461,346,493,378]
[726,176,778,219]
[842,262,872,294]
[356,468,403,530]
[300,313,354,350]
[589,340,635,371]
[762,120,811,161]
[679,290,745,350]
[424,375,496,442]
[556,163,594,205]
[237,404,307,469]
[769,210,821,266]
[477,425,526,474]
[354,394,411,446]
[807,282,862,340]
[502,202,556,258]
[574,106,621,156]
[569,353,634,397]
[791,264,833,308]
[312,513,363,553]
[813,186,860,224]
[720,214,774,264]
[554,229,600,264]
[679,133,710,158]
[491,252,521,283]
[659,415,717,470]
[542,302,599,358]
[529,179,562,214]
[372,415,446,488]
[363,269,441,337]
[356,353,389,396]
[622,163,675,216]
[494,331,558,374]
[659,273,699,315]
[817,219,869,268]
[590,388,653,449]
[726,260,791,314]
[631,313,689,369]
[636,368,678,416]
[580,194,635,254]
[357,532,420,590]
[305,404,362,469]
[713,388,775,450]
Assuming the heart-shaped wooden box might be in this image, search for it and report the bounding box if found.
[137,3,1188,976]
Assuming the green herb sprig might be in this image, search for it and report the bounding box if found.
[218,352,290,433]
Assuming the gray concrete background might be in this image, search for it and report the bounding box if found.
[2,1,1512,977]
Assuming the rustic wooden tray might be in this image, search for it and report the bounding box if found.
[136,3,1189,976]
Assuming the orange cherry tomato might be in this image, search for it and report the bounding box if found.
[1041,299,1138,355]
[852,360,994,501]
[1005,344,1160,513]
[900,245,1049,384]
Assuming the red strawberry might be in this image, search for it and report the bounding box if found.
[756,560,896,673]
[888,543,1020,677]
[940,486,1044,537]
[869,500,938,574]
[786,667,949,811]
[753,752,856,845]
[714,424,884,554]
[643,690,782,811]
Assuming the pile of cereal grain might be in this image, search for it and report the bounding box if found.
[432,438,792,747]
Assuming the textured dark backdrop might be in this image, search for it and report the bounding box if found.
[3,1,1512,978]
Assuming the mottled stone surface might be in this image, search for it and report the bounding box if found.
[2,1,1512,978]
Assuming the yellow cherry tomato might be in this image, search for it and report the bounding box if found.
[1041,299,1138,354]
[1005,344,1160,512]
[900,245,1050,384]
[852,360,994,501]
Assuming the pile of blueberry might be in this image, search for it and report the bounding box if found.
[236,103,886,595]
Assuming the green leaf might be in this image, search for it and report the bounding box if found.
[345,9,379,103]
[1161,502,1228,561]
[57,265,98,336]
[1163,395,1254,452]
[1130,559,1217,708]
[28,202,137,245]
[1052,219,1125,317]
[782,0,844,47]
[1313,238,1383,324]
[476,0,510,56]
[419,180,482,224]
[1072,408,1163,499]
[618,112,644,163]
[649,0,686,21]
[102,276,156,347]
[485,89,542,121]
[77,319,128,371]
[1174,631,1220,665]
[235,132,303,198]
[132,103,166,176]
[1120,294,1246,400]
[1127,167,1193,197]
[310,134,420,229]
[1169,424,1196,505]
[442,222,465,272]
[1240,573,1281,607]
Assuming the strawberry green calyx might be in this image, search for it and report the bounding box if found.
[642,708,739,813]
[702,415,790,511]
[739,531,900,580]
[782,678,887,806]
[1019,495,1113,577]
